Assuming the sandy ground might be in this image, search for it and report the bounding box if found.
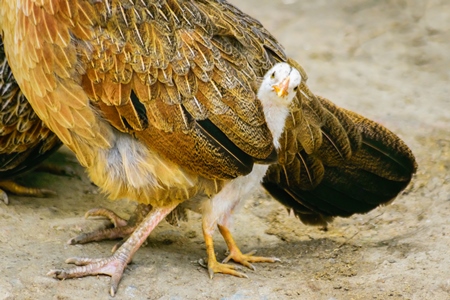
[0,0,449,299]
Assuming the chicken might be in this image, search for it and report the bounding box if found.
[72,92,417,247]
[49,61,300,293]
[262,95,417,227]
[0,0,416,296]
[0,37,61,204]
[198,63,301,277]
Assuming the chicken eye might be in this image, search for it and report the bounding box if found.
[270,71,275,79]
[293,86,298,92]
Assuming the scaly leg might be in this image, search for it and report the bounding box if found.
[218,224,280,271]
[0,162,75,204]
[0,180,56,204]
[48,203,177,297]
[68,205,151,245]
[202,218,248,279]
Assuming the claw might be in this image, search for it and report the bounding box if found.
[48,253,126,296]
[222,249,280,271]
[223,250,257,271]
[84,208,128,228]
[207,259,248,279]
[218,224,280,270]
[50,204,177,296]
[69,205,153,245]
[69,208,136,245]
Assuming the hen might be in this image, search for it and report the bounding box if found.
[0,38,61,204]
[0,0,416,296]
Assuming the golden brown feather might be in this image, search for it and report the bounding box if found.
[0,37,61,204]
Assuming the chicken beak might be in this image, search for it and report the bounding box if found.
[272,76,291,98]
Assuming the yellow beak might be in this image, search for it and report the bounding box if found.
[272,76,291,98]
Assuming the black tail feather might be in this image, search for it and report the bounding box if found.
[262,98,417,227]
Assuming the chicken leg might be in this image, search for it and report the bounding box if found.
[202,218,247,279]
[218,224,280,270]
[203,210,281,279]
[68,205,151,245]
[0,180,56,204]
[49,203,177,297]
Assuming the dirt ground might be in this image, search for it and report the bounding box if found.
[0,0,449,299]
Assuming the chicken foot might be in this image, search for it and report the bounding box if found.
[49,203,177,297]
